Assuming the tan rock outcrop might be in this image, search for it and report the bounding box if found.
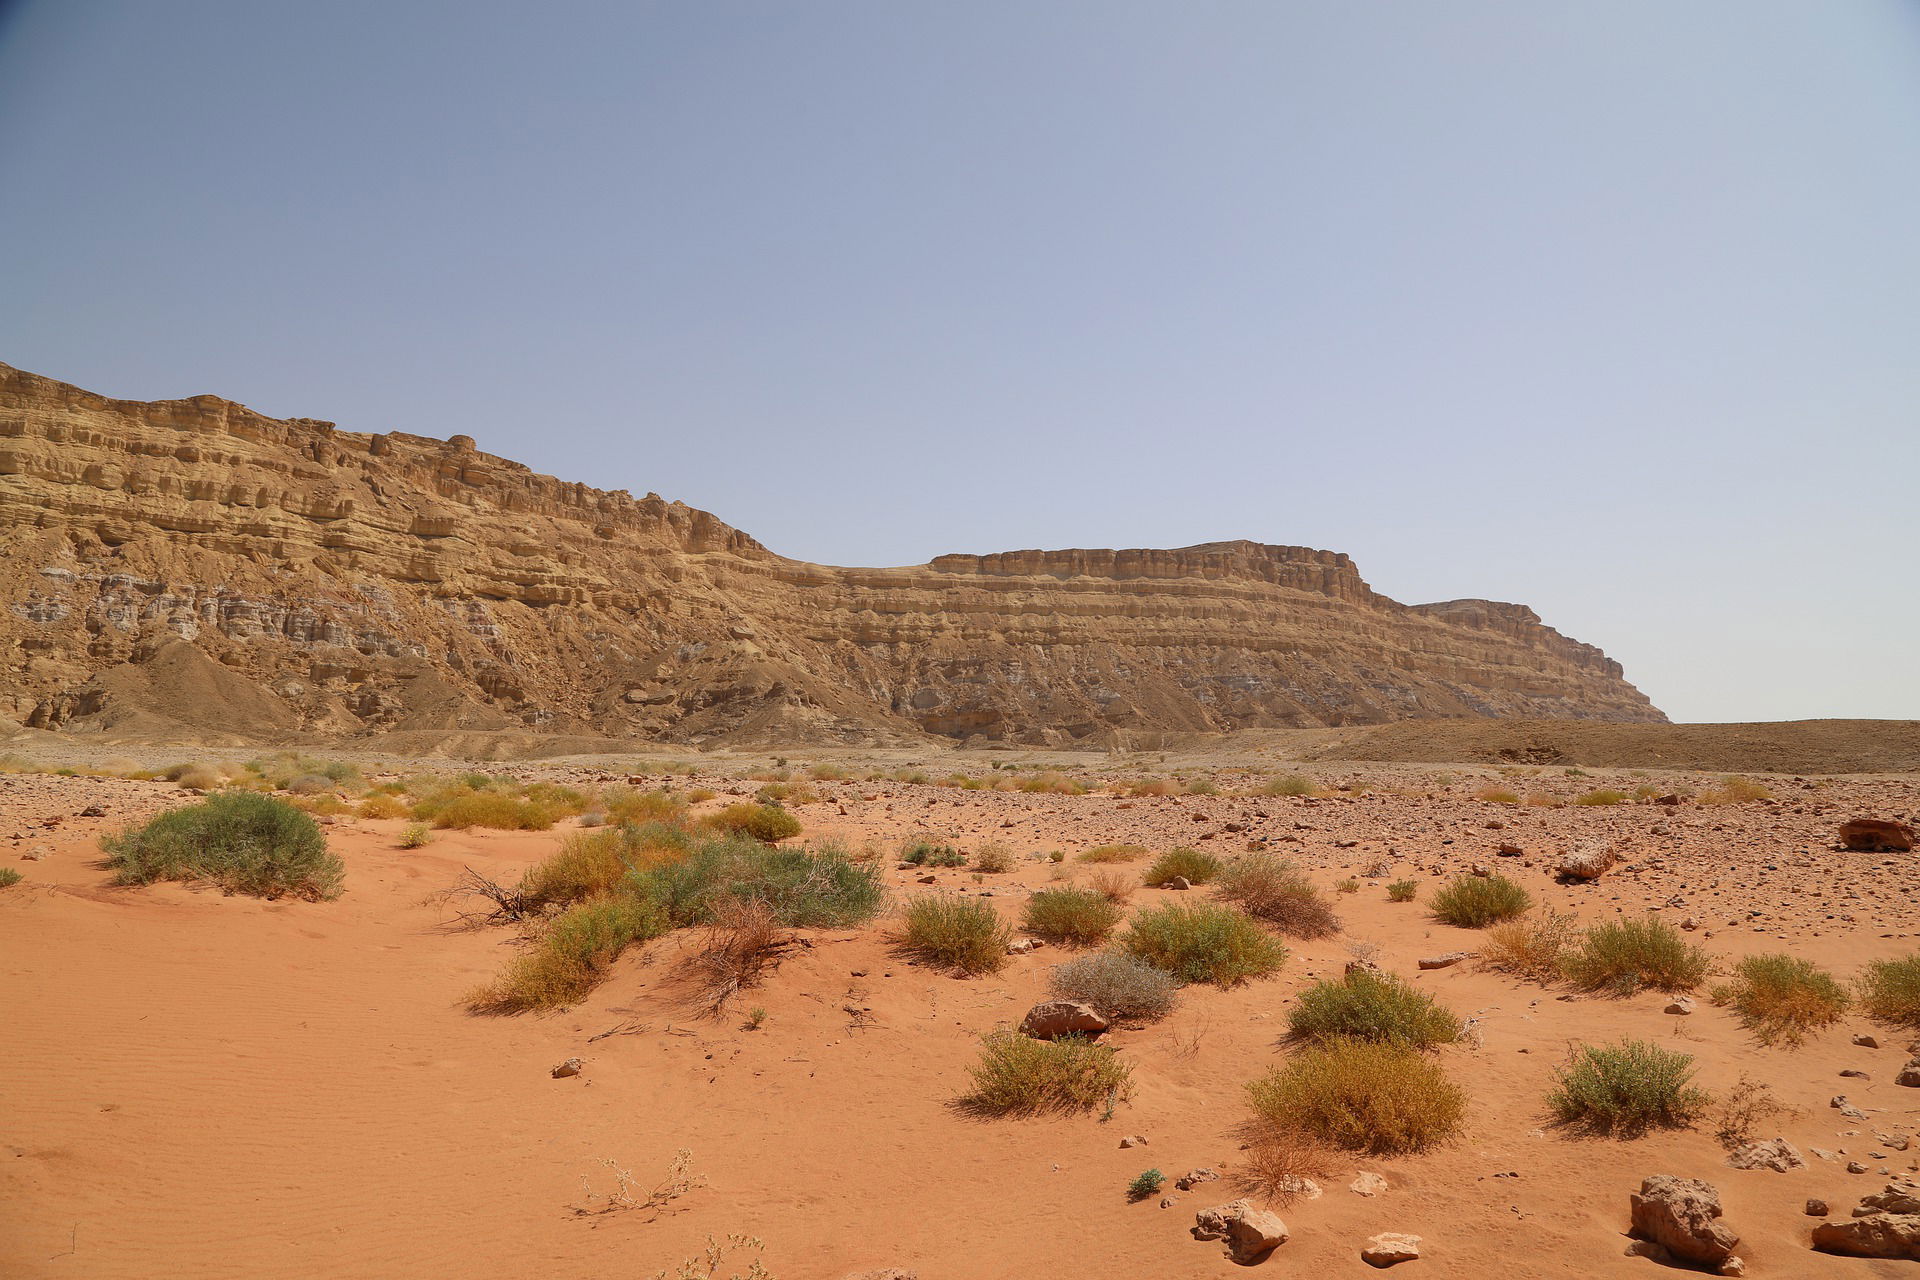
[0,363,1664,746]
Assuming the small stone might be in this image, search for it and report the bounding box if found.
[1896,1058,1920,1088]
[1849,1162,1870,1174]
[1176,1167,1221,1191]
[1360,1233,1421,1267]
[1806,1198,1830,1216]
[1119,1135,1148,1149]
[1855,1034,1881,1049]
[1018,1000,1108,1040]
[1665,997,1695,1015]
[1167,876,1192,890]
[1417,952,1470,970]
[1351,1171,1388,1197]
[551,1057,583,1078]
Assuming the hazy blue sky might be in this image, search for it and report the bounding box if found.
[3,1,1916,724]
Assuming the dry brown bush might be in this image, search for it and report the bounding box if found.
[687,898,788,1013]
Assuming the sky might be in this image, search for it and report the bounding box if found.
[1,1,1916,725]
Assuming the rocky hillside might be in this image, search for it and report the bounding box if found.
[0,363,1663,747]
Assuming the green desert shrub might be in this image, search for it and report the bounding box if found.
[518,828,643,910]
[425,789,561,831]
[0,867,20,888]
[961,1029,1132,1115]
[1259,774,1318,797]
[1287,970,1462,1049]
[1246,1038,1466,1155]
[1574,789,1630,806]
[468,893,670,1012]
[1386,879,1419,903]
[1711,953,1849,1045]
[1546,1040,1708,1135]
[1429,874,1530,928]
[1049,952,1179,1023]
[901,840,966,868]
[1022,887,1124,945]
[398,823,434,849]
[1143,847,1222,887]
[632,837,882,928]
[600,787,686,826]
[703,802,801,844]
[1127,1168,1165,1200]
[1335,877,1361,894]
[1217,854,1340,938]
[1119,901,1286,987]
[103,792,343,900]
[1077,844,1149,864]
[901,896,1010,975]
[971,843,1016,873]
[1858,954,1920,1028]
[1562,916,1709,995]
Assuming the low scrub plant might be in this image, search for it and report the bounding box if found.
[1049,952,1178,1022]
[1246,1038,1466,1154]
[971,843,1016,873]
[1334,877,1360,894]
[398,823,434,849]
[1429,874,1530,928]
[1143,847,1221,887]
[1561,916,1709,995]
[1287,969,1462,1048]
[469,893,670,1012]
[601,787,687,826]
[1119,901,1286,987]
[1701,775,1771,804]
[1857,953,1920,1028]
[103,792,343,900]
[901,841,965,868]
[1127,1168,1165,1201]
[1475,786,1521,804]
[1479,910,1578,984]
[1710,953,1849,1045]
[1575,789,1630,806]
[703,802,801,844]
[632,837,882,928]
[172,762,227,791]
[1078,844,1149,864]
[901,896,1010,975]
[0,867,21,888]
[961,1029,1132,1115]
[1259,774,1318,797]
[1547,1039,1708,1135]
[1022,887,1124,945]
[1216,854,1340,939]
[355,793,410,820]
[426,789,562,831]
[1386,879,1418,903]
[1088,868,1135,903]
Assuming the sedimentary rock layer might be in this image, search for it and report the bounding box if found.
[0,362,1662,745]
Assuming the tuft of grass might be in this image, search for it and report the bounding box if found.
[1701,775,1771,804]
[1049,952,1178,1023]
[1247,1039,1466,1155]
[971,843,1016,873]
[1386,879,1418,903]
[702,802,801,844]
[1429,874,1530,928]
[1562,915,1709,995]
[1479,910,1578,985]
[1127,1168,1165,1201]
[1475,786,1521,804]
[601,787,687,826]
[1022,887,1124,946]
[1119,901,1286,987]
[427,790,561,831]
[172,763,227,791]
[355,793,409,820]
[1216,854,1341,939]
[1078,844,1149,864]
[901,897,1010,975]
[1334,877,1361,894]
[1710,953,1849,1046]
[398,823,434,849]
[1259,774,1318,797]
[102,792,343,900]
[961,1029,1132,1115]
[468,894,670,1012]
[1575,789,1630,806]
[1143,847,1222,886]
[519,827,652,910]
[1287,969,1462,1049]
[1856,953,1920,1028]
[1546,1040,1708,1135]
[0,867,21,888]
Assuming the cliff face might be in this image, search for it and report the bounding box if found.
[0,363,1663,746]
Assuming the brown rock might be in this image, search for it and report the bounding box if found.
[550,1057,583,1078]
[1811,1214,1920,1259]
[1017,1000,1108,1041]
[1417,952,1471,970]
[1361,1232,1422,1267]
[1898,1058,1920,1088]
[1192,1199,1289,1263]
[1725,1138,1804,1171]
[1629,1175,1739,1267]
[1556,839,1619,881]
[1839,819,1915,852]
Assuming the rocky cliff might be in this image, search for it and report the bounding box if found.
[0,362,1663,746]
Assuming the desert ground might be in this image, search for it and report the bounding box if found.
[3,741,1918,1279]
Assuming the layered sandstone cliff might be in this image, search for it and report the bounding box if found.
[0,363,1663,746]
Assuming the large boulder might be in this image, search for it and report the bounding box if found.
[1859,1184,1920,1216]
[1811,1214,1920,1259]
[1193,1199,1289,1264]
[1017,1000,1108,1040]
[1839,819,1915,852]
[1557,840,1619,881]
[1629,1176,1739,1268]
